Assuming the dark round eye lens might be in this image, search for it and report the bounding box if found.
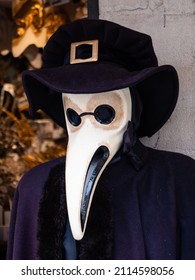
[66,108,81,126]
[94,105,115,124]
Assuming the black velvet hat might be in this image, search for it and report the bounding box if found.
[22,18,179,137]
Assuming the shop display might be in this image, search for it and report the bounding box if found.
[6,19,195,260]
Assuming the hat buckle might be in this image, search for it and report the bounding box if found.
[70,40,99,64]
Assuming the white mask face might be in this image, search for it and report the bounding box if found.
[62,88,132,240]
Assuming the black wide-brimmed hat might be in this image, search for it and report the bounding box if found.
[22,18,179,137]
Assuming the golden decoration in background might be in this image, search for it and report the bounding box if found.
[14,0,44,37]
[0,106,35,151]
[11,0,87,56]
[0,104,66,183]
[44,11,67,40]
[13,0,87,39]
[13,0,69,40]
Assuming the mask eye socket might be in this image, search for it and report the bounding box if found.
[94,105,116,124]
[66,108,81,126]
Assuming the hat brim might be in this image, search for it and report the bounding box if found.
[22,62,178,137]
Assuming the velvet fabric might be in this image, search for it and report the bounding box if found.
[7,142,195,260]
[22,19,179,137]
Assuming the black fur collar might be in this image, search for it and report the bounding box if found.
[37,161,113,259]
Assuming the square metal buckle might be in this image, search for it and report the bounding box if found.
[70,40,99,64]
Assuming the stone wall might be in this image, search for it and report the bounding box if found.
[99,0,195,158]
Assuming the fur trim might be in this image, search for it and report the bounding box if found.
[37,161,114,259]
[37,162,67,259]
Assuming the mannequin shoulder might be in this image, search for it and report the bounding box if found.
[145,147,195,184]
[147,147,195,169]
[16,157,65,192]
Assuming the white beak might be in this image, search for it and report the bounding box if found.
[65,121,113,240]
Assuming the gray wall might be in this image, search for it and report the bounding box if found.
[99,0,195,158]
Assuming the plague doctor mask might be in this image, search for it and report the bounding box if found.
[62,88,132,240]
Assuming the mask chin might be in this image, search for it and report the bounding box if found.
[62,88,132,240]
